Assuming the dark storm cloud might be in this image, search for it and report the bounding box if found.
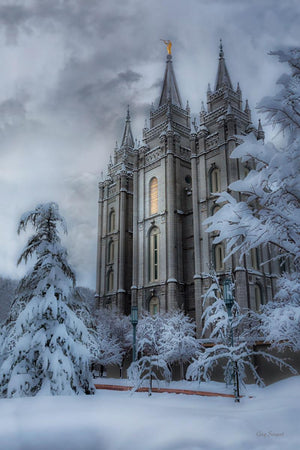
[115,70,142,85]
[0,4,32,44]
[76,70,142,105]
[0,0,148,45]
[0,0,299,288]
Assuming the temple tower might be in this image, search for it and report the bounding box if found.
[95,107,135,314]
[96,41,278,334]
[132,49,193,314]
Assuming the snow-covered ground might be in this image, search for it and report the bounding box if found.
[0,376,299,450]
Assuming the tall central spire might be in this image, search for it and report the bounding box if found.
[215,39,233,91]
[159,48,182,108]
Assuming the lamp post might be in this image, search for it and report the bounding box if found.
[223,279,240,403]
[131,305,138,362]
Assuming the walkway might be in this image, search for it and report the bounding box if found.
[94,384,238,398]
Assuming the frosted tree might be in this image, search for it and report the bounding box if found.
[0,203,95,397]
[128,312,171,394]
[160,310,199,379]
[96,326,123,369]
[94,308,132,377]
[205,48,300,352]
[187,273,296,396]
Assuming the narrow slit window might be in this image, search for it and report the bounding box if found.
[210,168,221,193]
[107,270,114,292]
[108,240,114,263]
[251,248,259,270]
[255,284,263,310]
[108,210,116,232]
[214,244,225,271]
[150,177,158,215]
[149,227,159,282]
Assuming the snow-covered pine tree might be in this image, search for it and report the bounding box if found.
[0,202,95,397]
[186,273,296,393]
[204,48,300,352]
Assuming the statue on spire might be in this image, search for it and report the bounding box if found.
[161,39,172,55]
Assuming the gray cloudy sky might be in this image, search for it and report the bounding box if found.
[0,0,299,288]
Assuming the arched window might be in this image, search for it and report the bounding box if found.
[254,284,263,310]
[149,227,160,282]
[210,167,221,193]
[214,243,225,271]
[108,209,116,232]
[149,296,160,315]
[108,240,114,263]
[251,248,259,270]
[149,177,158,215]
[107,270,114,292]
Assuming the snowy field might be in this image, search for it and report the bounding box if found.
[0,376,299,450]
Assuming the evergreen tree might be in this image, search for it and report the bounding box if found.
[0,203,95,397]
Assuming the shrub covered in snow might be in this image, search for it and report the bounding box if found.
[128,310,199,390]
[94,308,132,375]
[187,272,297,393]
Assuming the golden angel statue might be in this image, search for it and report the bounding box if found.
[161,39,172,55]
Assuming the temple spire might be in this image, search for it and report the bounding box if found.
[215,39,233,91]
[159,46,182,108]
[121,105,134,148]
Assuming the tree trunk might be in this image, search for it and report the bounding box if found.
[180,361,184,380]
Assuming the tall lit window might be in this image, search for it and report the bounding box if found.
[149,227,159,281]
[150,177,158,215]
[108,210,115,232]
[107,270,114,292]
[108,240,114,263]
[210,167,221,193]
[214,243,225,271]
[149,296,160,315]
[254,284,263,310]
[251,248,259,270]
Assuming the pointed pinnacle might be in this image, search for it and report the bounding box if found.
[219,39,224,58]
[126,105,130,120]
[258,118,263,131]
[226,102,233,115]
